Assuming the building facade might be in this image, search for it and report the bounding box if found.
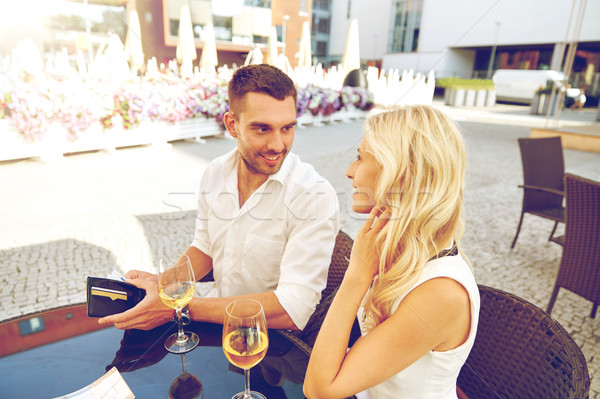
[0,0,313,70]
[133,0,313,68]
[326,0,599,95]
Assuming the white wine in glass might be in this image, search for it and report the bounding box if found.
[158,255,199,354]
[223,299,269,399]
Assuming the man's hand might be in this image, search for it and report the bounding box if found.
[125,270,156,281]
[98,275,174,330]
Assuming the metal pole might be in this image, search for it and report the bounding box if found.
[83,0,94,63]
[282,14,289,58]
[545,0,577,123]
[550,0,587,125]
[487,21,500,79]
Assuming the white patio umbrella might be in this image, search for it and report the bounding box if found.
[266,26,278,66]
[124,10,144,75]
[341,18,361,72]
[76,49,87,75]
[199,22,218,72]
[107,33,132,84]
[12,37,44,78]
[244,46,264,66]
[296,21,312,68]
[176,4,197,78]
[276,53,294,77]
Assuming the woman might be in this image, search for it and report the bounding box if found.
[304,105,479,399]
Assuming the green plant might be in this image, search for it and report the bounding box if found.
[535,80,553,95]
[437,78,494,90]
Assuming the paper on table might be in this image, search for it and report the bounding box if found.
[52,367,135,399]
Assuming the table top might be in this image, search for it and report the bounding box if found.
[0,310,308,399]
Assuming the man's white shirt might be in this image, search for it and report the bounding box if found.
[192,149,340,329]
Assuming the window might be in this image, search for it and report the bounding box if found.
[388,0,422,53]
[299,0,308,13]
[244,0,270,7]
[316,41,328,56]
[213,15,233,41]
[314,0,330,11]
[312,15,330,34]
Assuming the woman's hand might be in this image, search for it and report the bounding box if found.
[304,205,391,399]
[348,206,390,280]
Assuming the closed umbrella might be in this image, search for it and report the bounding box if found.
[176,4,197,78]
[244,46,263,66]
[199,22,218,72]
[12,37,44,78]
[266,26,278,66]
[341,18,360,72]
[296,21,311,68]
[276,53,294,78]
[124,10,144,75]
[108,33,132,85]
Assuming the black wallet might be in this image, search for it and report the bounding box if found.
[86,277,146,317]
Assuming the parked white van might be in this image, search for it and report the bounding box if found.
[492,69,579,104]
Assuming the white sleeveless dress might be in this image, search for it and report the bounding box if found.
[356,251,480,399]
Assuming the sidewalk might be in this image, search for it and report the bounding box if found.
[1,102,599,396]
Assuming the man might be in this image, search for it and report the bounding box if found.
[568,86,586,110]
[99,64,339,331]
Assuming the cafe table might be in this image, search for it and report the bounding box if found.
[0,304,308,398]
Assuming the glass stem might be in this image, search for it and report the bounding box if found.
[180,353,186,373]
[176,308,187,343]
[244,368,251,398]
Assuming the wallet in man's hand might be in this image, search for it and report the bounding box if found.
[86,277,146,317]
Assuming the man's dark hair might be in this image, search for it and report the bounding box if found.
[228,64,297,115]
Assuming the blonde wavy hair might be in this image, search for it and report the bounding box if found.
[361,105,467,330]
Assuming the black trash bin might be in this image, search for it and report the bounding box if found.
[343,69,367,88]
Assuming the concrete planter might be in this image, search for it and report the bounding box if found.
[0,117,224,162]
[444,88,453,104]
[445,88,495,107]
[475,90,487,107]
[485,90,496,107]
[464,90,476,106]
[531,93,551,115]
[450,89,466,106]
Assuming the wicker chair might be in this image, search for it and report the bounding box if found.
[511,136,565,249]
[317,230,354,307]
[547,174,600,318]
[275,230,359,399]
[277,230,358,352]
[457,285,590,399]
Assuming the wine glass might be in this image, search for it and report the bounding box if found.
[223,299,269,399]
[158,255,199,354]
[169,354,203,399]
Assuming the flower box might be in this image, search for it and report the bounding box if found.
[1,73,374,162]
[0,117,223,162]
[439,78,495,107]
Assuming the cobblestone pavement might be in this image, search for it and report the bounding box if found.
[1,102,599,397]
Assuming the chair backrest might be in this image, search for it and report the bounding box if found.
[321,230,354,301]
[457,285,589,398]
[518,136,564,211]
[557,174,600,305]
[296,230,359,348]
